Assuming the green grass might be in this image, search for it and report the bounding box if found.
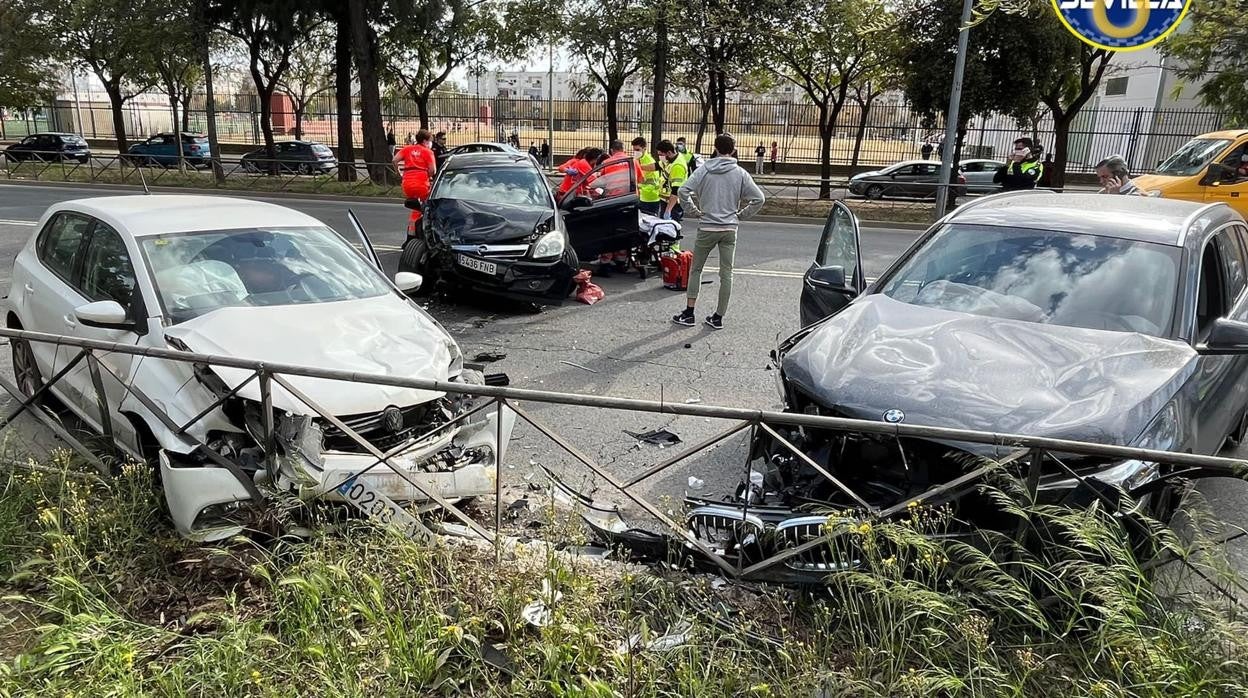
[1,456,1247,697]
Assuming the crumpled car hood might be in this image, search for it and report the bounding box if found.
[782,295,1198,454]
[166,294,456,416]
[426,198,552,244]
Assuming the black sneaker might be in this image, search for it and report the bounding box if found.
[705,314,724,330]
[672,309,696,326]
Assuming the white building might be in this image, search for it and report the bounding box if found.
[1082,42,1221,173]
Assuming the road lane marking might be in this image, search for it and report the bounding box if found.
[0,219,37,226]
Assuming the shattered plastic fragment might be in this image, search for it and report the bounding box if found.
[473,351,507,363]
[521,578,563,628]
[625,428,681,446]
[688,476,705,490]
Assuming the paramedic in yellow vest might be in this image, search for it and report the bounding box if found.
[657,139,687,220]
[633,137,663,215]
[993,137,1044,191]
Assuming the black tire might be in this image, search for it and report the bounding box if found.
[865,184,885,200]
[562,246,580,297]
[11,333,42,401]
[399,237,436,296]
[298,162,313,175]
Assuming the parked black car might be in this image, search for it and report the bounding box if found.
[3,132,91,163]
[240,140,338,174]
[398,151,637,304]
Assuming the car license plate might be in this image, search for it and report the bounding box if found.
[457,255,496,275]
[336,474,432,542]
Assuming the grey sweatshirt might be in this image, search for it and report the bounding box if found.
[677,156,766,230]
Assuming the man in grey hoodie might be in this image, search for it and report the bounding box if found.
[672,134,766,329]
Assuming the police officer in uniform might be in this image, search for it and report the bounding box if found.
[994,137,1044,191]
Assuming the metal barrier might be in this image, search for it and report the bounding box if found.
[1,325,1245,602]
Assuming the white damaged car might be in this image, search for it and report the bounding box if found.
[3,195,513,539]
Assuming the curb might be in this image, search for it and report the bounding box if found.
[0,177,932,229]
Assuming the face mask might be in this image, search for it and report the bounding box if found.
[676,144,686,153]
[633,148,643,156]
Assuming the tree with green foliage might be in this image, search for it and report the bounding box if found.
[215,0,321,171]
[276,23,336,141]
[383,0,524,130]
[898,0,1038,172]
[0,0,62,109]
[679,0,768,137]
[768,0,897,198]
[42,0,165,152]
[1161,0,1248,125]
[153,6,203,138]
[564,0,650,142]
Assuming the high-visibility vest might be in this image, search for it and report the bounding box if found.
[638,152,662,202]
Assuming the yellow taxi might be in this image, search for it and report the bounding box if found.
[1134,130,1248,217]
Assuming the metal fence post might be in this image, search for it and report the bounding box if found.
[259,368,276,482]
[495,398,505,563]
[84,350,116,459]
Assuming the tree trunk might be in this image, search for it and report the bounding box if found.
[711,70,727,135]
[850,96,873,167]
[648,2,667,152]
[198,0,224,184]
[694,98,710,153]
[294,105,304,140]
[334,10,356,182]
[348,0,392,184]
[817,103,834,199]
[101,80,129,154]
[416,93,430,130]
[254,79,278,174]
[605,84,621,143]
[1051,112,1072,190]
[168,92,185,173]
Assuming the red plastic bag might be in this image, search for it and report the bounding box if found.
[573,270,605,305]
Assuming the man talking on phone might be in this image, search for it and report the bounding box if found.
[993,137,1044,191]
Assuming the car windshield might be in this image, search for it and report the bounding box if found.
[877,224,1181,337]
[1156,137,1233,177]
[140,226,391,324]
[432,166,548,207]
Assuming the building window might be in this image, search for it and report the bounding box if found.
[1104,77,1129,96]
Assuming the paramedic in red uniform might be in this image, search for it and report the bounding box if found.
[591,140,641,275]
[393,130,437,231]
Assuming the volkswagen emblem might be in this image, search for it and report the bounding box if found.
[382,406,404,433]
[882,409,905,424]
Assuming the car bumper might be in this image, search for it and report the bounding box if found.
[160,403,515,541]
[437,247,575,304]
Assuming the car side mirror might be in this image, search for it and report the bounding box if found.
[561,195,592,212]
[404,198,423,211]
[394,272,423,293]
[1200,163,1229,187]
[74,300,131,329]
[807,265,852,292]
[1198,318,1248,355]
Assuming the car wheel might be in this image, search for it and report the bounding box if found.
[242,160,258,173]
[864,184,884,200]
[562,246,580,297]
[298,162,313,175]
[399,238,437,297]
[11,334,42,400]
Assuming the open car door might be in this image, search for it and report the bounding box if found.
[800,201,864,327]
[345,208,384,270]
[559,158,639,260]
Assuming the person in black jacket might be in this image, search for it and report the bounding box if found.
[994,137,1044,191]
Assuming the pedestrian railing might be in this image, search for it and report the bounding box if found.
[1,325,1245,603]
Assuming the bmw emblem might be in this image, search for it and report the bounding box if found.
[382,406,405,433]
[882,409,905,424]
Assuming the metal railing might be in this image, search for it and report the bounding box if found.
[1,326,1245,601]
[0,152,1101,224]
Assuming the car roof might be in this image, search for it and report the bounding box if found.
[1195,130,1248,141]
[444,152,536,169]
[948,191,1229,245]
[47,195,324,238]
[28,132,80,137]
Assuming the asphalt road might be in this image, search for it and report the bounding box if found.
[0,182,1244,590]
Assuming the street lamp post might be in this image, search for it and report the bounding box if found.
[934,0,974,219]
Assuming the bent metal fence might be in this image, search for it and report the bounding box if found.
[1,326,1246,603]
